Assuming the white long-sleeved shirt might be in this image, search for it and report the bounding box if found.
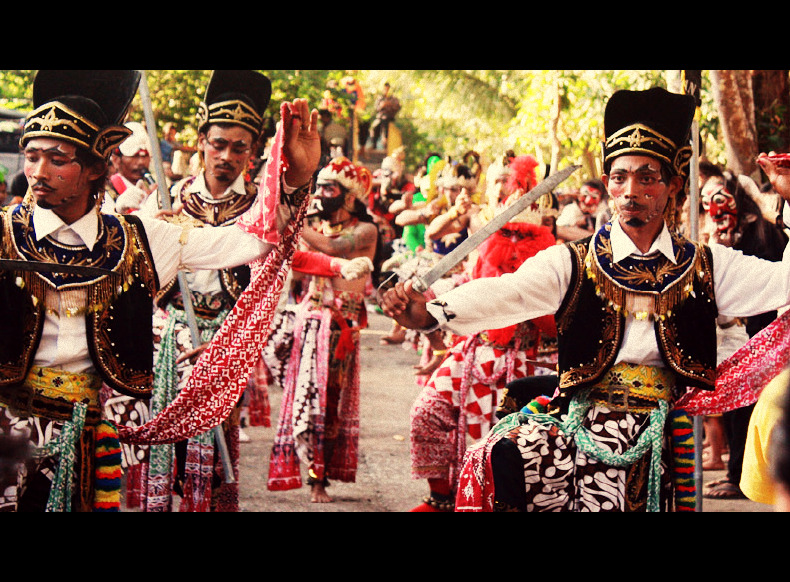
[426,220,790,368]
[30,204,273,374]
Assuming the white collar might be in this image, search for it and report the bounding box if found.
[610,219,677,265]
[186,170,247,200]
[32,206,100,252]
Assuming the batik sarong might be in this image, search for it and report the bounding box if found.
[105,297,235,512]
[0,367,121,512]
[246,305,298,428]
[456,363,694,512]
[267,282,365,490]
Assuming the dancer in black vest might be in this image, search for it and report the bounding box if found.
[0,70,320,512]
[379,87,790,512]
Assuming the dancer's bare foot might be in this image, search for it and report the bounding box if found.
[702,450,726,471]
[703,459,726,470]
[311,482,333,503]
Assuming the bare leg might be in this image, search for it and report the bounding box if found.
[415,329,448,376]
[703,416,726,470]
[380,321,407,345]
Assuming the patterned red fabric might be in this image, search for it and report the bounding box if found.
[235,122,287,246]
[455,426,498,512]
[118,123,308,445]
[248,358,272,428]
[409,330,548,490]
[267,286,364,490]
[677,309,790,416]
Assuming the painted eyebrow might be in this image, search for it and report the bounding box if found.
[611,163,660,173]
[24,145,75,156]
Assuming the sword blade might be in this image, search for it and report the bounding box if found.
[0,259,122,280]
[412,164,580,293]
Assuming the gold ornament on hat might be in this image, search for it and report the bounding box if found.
[197,99,263,137]
[23,102,132,160]
[604,123,676,167]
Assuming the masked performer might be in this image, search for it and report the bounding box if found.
[407,154,559,511]
[698,174,788,499]
[267,156,378,504]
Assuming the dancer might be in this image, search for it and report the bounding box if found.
[268,157,377,503]
[0,70,317,512]
[408,154,559,511]
[380,87,790,512]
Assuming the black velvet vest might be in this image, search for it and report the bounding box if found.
[0,206,159,398]
[155,175,254,308]
[554,234,718,399]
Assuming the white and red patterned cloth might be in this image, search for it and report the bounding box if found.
[677,308,790,416]
[118,122,309,446]
[409,333,537,487]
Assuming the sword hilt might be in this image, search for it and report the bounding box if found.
[410,277,429,294]
[376,271,430,297]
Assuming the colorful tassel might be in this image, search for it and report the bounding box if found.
[669,408,696,512]
[93,421,122,512]
[521,395,552,415]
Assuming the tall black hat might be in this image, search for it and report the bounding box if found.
[602,87,695,180]
[21,70,141,160]
[196,70,271,139]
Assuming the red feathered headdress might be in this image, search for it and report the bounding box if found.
[506,155,539,193]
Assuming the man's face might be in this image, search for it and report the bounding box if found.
[604,155,677,230]
[310,180,348,219]
[578,184,602,214]
[198,124,254,185]
[23,137,100,214]
[116,150,150,183]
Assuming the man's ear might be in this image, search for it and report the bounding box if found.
[85,160,108,184]
[667,174,685,197]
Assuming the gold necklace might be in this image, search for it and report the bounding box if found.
[321,217,357,236]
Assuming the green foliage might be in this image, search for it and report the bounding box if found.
[0,69,729,179]
[0,70,36,109]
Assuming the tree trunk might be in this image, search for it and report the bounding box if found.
[710,70,760,180]
[752,69,790,155]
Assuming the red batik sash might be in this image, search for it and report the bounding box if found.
[118,123,308,445]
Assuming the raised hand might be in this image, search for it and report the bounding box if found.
[281,98,321,189]
[757,152,790,203]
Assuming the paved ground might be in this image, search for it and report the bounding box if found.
[238,305,424,511]
[238,305,773,512]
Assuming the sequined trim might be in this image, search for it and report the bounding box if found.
[585,223,700,321]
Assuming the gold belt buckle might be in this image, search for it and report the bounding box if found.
[606,384,630,412]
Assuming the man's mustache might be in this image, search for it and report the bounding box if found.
[620,201,646,212]
[30,180,55,192]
